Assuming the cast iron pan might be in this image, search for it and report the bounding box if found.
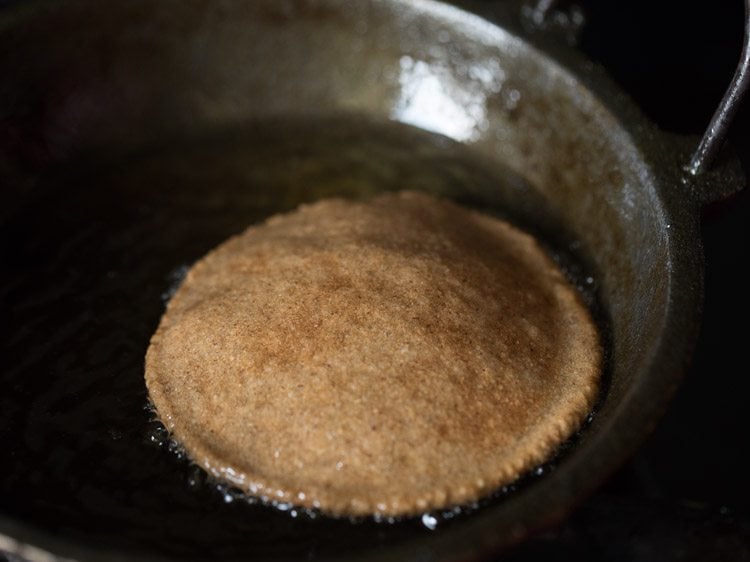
[0,0,746,560]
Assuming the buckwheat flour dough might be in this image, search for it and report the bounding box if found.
[145,191,601,516]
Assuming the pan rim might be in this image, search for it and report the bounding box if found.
[0,0,713,560]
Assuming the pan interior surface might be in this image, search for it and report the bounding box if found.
[0,0,683,560]
[0,113,601,560]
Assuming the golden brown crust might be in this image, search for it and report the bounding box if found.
[145,191,601,516]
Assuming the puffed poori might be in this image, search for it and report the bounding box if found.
[145,191,601,516]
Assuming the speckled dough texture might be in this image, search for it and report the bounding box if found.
[145,191,601,517]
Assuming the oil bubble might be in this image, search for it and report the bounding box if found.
[421,513,438,530]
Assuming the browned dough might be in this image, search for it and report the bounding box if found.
[145,190,601,516]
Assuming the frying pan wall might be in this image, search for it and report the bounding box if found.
[0,0,725,560]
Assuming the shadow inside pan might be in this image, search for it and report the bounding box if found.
[0,114,608,561]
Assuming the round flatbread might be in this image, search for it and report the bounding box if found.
[145,190,601,516]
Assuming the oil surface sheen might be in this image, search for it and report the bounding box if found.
[0,115,604,559]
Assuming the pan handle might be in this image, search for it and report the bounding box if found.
[529,0,750,177]
[686,0,750,176]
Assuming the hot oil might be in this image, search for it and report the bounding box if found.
[0,114,607,558]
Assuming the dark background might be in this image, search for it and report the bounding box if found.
[504,0,750,560]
